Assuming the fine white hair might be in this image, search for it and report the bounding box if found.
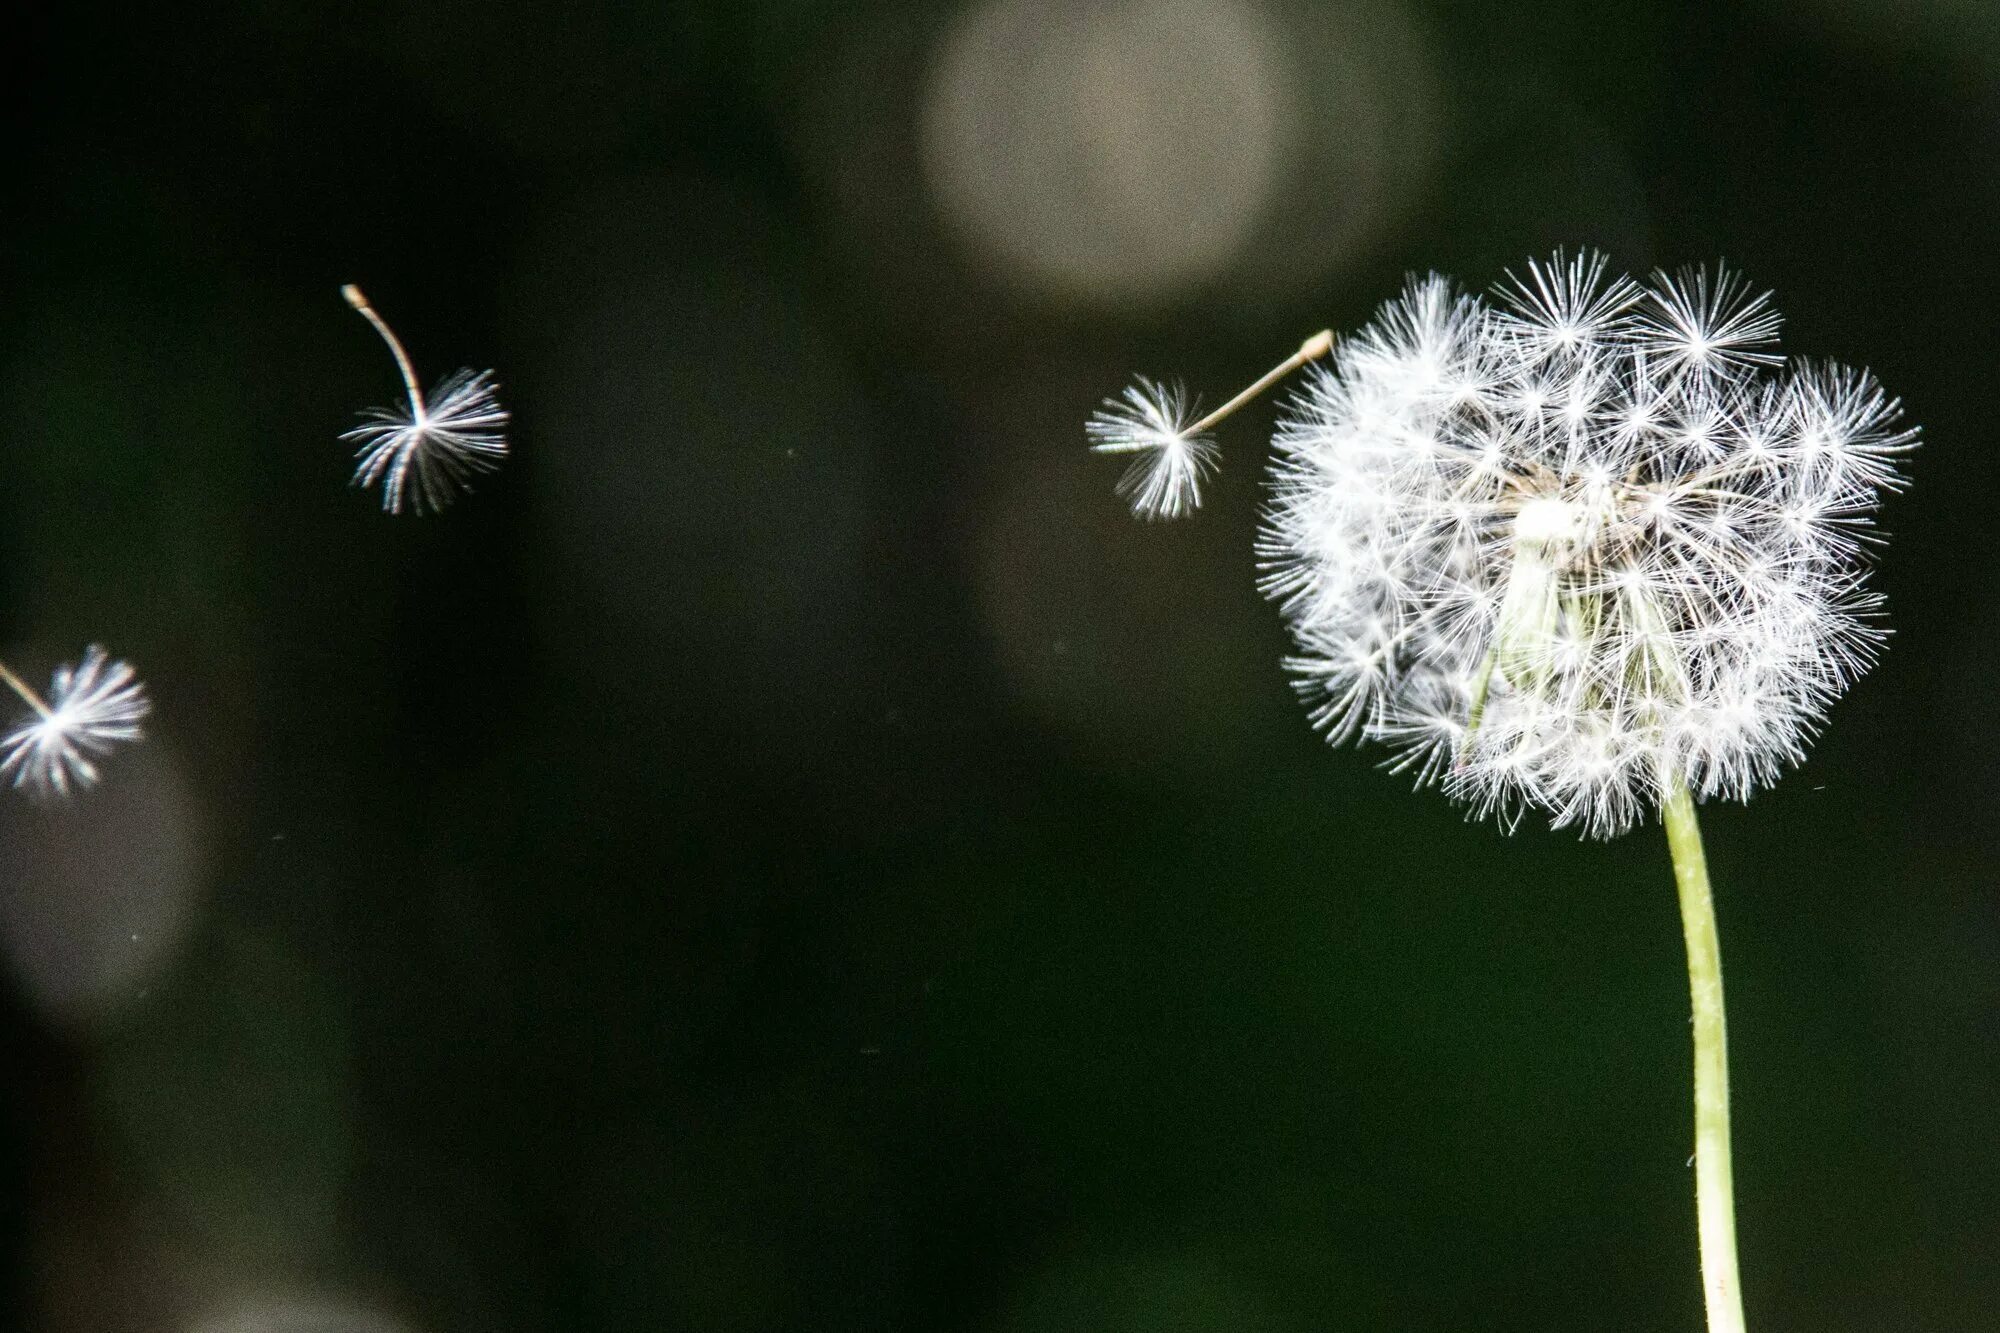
[1086,377,1220,520]
[340,284,509,515]
[1259,251,1914,836]
[344,368,510,515]
[0,646,151,797]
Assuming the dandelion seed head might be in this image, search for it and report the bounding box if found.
[1260,251,1916,836]
[0,647,151,798]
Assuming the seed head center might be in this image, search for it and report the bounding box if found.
[1514,496,1587,549]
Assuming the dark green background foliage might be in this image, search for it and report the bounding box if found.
[4,1,1996,1329]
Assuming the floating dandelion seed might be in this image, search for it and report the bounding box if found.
[1086,378,1218,519]
[340,284,509,515]
[1085,250,1916,1333]
[1087,331,1333,518]
[0,647,151,797]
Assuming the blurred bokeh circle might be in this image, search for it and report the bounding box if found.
[921,0,1292,307]
[186,1293,419,1333]
[794,0,1441,326]
[0,738,205,1029]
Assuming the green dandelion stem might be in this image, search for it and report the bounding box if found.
[1662,776,1747,1333]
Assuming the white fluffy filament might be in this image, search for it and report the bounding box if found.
[1259,252,1914,836]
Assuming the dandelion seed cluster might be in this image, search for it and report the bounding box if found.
[1258,252,1913,835]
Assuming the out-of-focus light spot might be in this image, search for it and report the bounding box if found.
[186,1293,419,1333]
[921,0,1291,308]
[794,0,1437,334]
[0,736,205,1028]
[1222,0,1442,305]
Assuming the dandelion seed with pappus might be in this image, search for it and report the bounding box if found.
[0,647,151,798]
[1085,250,1916,1333]
[341,284,509,515]
[1088,332,1332,519]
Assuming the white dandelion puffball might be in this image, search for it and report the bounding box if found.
[0,647,151,797]
[1261,251,1914,836]
[341,284,509,515]
[1087,377,1219,519]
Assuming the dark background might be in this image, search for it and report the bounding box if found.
[4,2,1996,1330]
